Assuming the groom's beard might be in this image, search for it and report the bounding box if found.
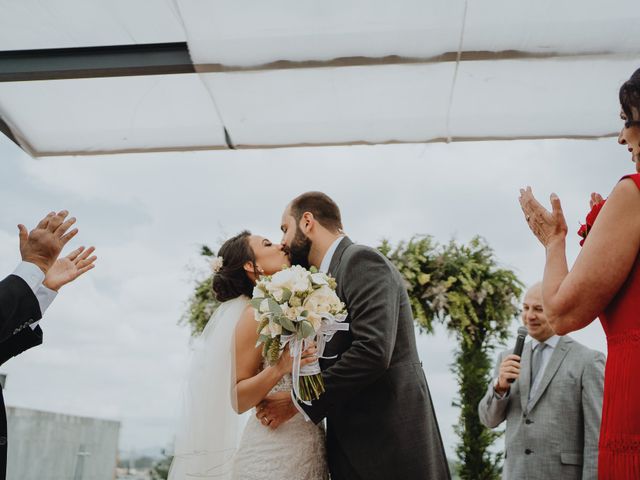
[288,230,312,269]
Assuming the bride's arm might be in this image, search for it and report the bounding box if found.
[232,307,291,414]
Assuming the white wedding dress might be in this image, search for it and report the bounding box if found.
[231,362,328,479]
[169,296,328,480]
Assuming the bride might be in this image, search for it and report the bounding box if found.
[168,230,329,480]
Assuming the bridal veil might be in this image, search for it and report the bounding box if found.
[168,296,248,479]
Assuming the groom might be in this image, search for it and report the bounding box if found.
[256,192,450,480]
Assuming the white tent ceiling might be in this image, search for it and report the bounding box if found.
[0,0,638,157]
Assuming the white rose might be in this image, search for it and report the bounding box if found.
[304,285,342,315]
[308,311,322,332]
[252,285,264,299]
[291,267,312,293]
[269,269,295,291]
[269,266,312,295]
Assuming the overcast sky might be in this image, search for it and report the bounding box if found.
[0,133,632,458]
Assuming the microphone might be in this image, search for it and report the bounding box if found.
[507,326,529,384]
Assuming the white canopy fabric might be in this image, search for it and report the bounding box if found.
[0,0,639,156]
[0,0,185,50]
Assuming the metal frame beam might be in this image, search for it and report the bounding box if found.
[0,115,20,147]
[0,42,194,82]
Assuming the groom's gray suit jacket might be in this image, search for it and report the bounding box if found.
[478,336,605,480]
[300,237,450,480]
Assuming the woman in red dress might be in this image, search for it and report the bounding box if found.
[520,67,640,479]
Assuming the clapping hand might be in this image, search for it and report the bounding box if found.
[519,187,568,247]
[19,210,78,273]
[590,192,605,209]
[44,246,97,292]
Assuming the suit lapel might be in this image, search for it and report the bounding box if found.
[320,237,352,365]
[327,237,352,277]
[527,336,572,411]
[519,342,532,414]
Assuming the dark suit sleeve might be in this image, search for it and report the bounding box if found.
[0,275,42,344]
[301,248,400,423]
[0,325,43,366]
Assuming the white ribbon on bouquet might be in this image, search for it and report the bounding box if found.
[281,312,349,405]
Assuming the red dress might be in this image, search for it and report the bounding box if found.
[598,173,640,479]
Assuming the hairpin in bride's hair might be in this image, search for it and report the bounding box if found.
[210,256,224,274]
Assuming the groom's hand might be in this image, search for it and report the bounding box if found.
[256,391,298,430]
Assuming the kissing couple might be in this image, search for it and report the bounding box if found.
[168,192,451,480]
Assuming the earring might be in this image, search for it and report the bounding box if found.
[257,266,265,274]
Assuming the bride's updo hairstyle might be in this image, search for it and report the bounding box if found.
[620,68,640,125]
[212,230,259,302]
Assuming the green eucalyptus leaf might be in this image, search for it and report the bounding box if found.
[279,315,296,333]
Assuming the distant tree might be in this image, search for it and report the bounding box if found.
[150,452,172,480]
[181,245,220,336]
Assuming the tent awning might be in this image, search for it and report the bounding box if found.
[1,0,638,157]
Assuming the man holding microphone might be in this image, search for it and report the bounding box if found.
[478,282,605,479]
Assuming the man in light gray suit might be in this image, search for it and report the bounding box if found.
[479,282,605,480]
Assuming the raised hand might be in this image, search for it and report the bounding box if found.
[18,210,78,273]
[590,192,605,209]
[44,246,97,292]
[519,187,568,247]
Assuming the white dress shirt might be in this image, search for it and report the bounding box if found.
[528,334,560,399]
[319,236,345,274]
[12,261,58,329]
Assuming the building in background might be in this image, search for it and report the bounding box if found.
[6,406,120,480]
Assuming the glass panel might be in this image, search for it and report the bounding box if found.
[0,74,225,155]
[0,0,185,51]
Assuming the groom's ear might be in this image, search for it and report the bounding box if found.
[300,212,315,234]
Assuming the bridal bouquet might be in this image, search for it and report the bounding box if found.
[251,265,348,403]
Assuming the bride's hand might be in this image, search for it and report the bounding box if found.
[275,343,318,376]
[519,187,568,248]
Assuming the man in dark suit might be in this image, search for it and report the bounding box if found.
[0,210,96,479]
[256,192,450,480]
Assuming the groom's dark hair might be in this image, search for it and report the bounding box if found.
[290,192,343,233]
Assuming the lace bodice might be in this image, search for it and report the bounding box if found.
[230,366,328,480]
[268,361,293,394]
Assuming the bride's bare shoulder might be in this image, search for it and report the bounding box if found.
[235,304,258,337]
